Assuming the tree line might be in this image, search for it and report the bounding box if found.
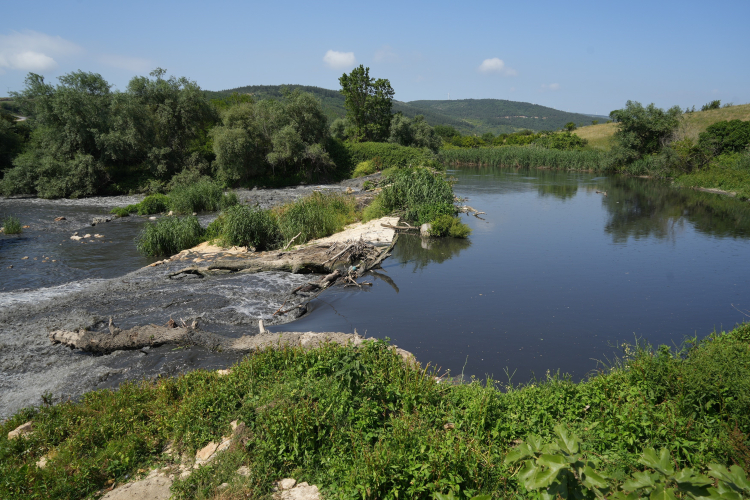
[0,65,440,199]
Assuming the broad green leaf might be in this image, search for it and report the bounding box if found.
[527,434,543,453]
[505,443,534,464]
[648,484,678,500]
[528,467,560,490]
[671,468,712,487]
[582,465,609,489]
[518,460,539,488]
[640,448,674,475]
[546,477,569,500]
[554,424,580,455]
[469,496,492,500]
[538,453,570,471]
[708,464,750,493]
[623,470,657,491]
[433,493,458,500]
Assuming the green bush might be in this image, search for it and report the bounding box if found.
[428,214,472,238]
[340,141,432,173]
[168,179,237,214]
[379,167,456,224]
[137,193,170,215]
[135,216,204,256]
[698,119,750,156]
[362,196,388,221]
[109,207,130,217]
[2,215,22,235]
[352,160,377,178]
[217,205,280,250]
[275,191,357,243]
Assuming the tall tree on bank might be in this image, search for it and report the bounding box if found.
[338,65,394,142]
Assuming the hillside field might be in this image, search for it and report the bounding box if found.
[575,103,750,151]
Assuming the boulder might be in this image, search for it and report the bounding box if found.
[420,223,432,237]
[91,216,111,226]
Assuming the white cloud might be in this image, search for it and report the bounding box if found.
[97,54,152,73]
[0,30,81,73]
[541,83,560,91]
[374,45,398,63]
[323,50,356,69]
[478,57,517,76]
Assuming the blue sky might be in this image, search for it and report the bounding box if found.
[1,0,748,115]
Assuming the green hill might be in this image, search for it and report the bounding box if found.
[405,99,605,134]
[207,85,602,135]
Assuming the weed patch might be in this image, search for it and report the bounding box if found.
[135,216,204,256]
[429,214,472,238]
[274,191,358,243]
[1,215,22,234]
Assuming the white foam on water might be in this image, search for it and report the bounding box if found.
[0,279,106,309]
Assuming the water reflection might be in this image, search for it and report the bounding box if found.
[596,177,750,242]
[537,183,578,201]
[390,234,472,272]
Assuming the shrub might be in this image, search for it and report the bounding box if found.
[218,205,280,250]
[110,207,130,217]
[698,119,750,156]
[428,214,472,238]
[137,193,170,215]
[379,167,456,224]
[352,160,377,178]
[135,216,204,256]
[361,196,388,221]
[275,191,357,243]
[337,141,432,175]
[2,215,22,235]
[168,179,237,214]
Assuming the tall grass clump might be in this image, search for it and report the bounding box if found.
[428,214,472,238]
[275,191,358,243]
[135,216,204,256]
[168,179,238,214]
[441,145,611,172]
[136,193,170,215]
[216,205,280,250]
[379,167,456,224]
[1,215,22,235]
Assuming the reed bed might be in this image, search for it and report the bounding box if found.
[441,146,611,172]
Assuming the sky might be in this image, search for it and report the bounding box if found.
[1,0,748,116]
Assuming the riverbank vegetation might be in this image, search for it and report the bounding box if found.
[442,101,750,199]
[1,323,748,499]
[0,67,438,199]
[1,215,22,235]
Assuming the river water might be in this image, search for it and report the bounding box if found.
[277,168,750,382]
[1,170,749,417]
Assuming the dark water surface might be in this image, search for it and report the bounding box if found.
[274,167,750,382]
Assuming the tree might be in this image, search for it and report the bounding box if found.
[338,65,394,142]
[609,101,682,161]
[564,122,577,132]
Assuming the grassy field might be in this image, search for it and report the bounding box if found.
[1,324,748,499]
[574,103,750,151]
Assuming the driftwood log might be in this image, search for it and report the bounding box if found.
[49,325,416,363]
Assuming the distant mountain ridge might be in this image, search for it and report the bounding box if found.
[207,85,604,135]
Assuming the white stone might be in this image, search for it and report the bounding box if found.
[100,476,173,500]
[8,421,33,440]
[236,466,251,477]
[278,478,297,490]
[420,223,431,237]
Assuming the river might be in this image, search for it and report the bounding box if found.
[1,169,749,418]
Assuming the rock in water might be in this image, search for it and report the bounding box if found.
[420,223,432,237]
[91,216,111,226]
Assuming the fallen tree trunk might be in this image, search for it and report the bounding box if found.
[49,325,416,363]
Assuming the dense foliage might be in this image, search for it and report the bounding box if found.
[338,65,394,142]
[1,323,748,499]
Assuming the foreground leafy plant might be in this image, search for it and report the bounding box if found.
[505,424,750,499]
